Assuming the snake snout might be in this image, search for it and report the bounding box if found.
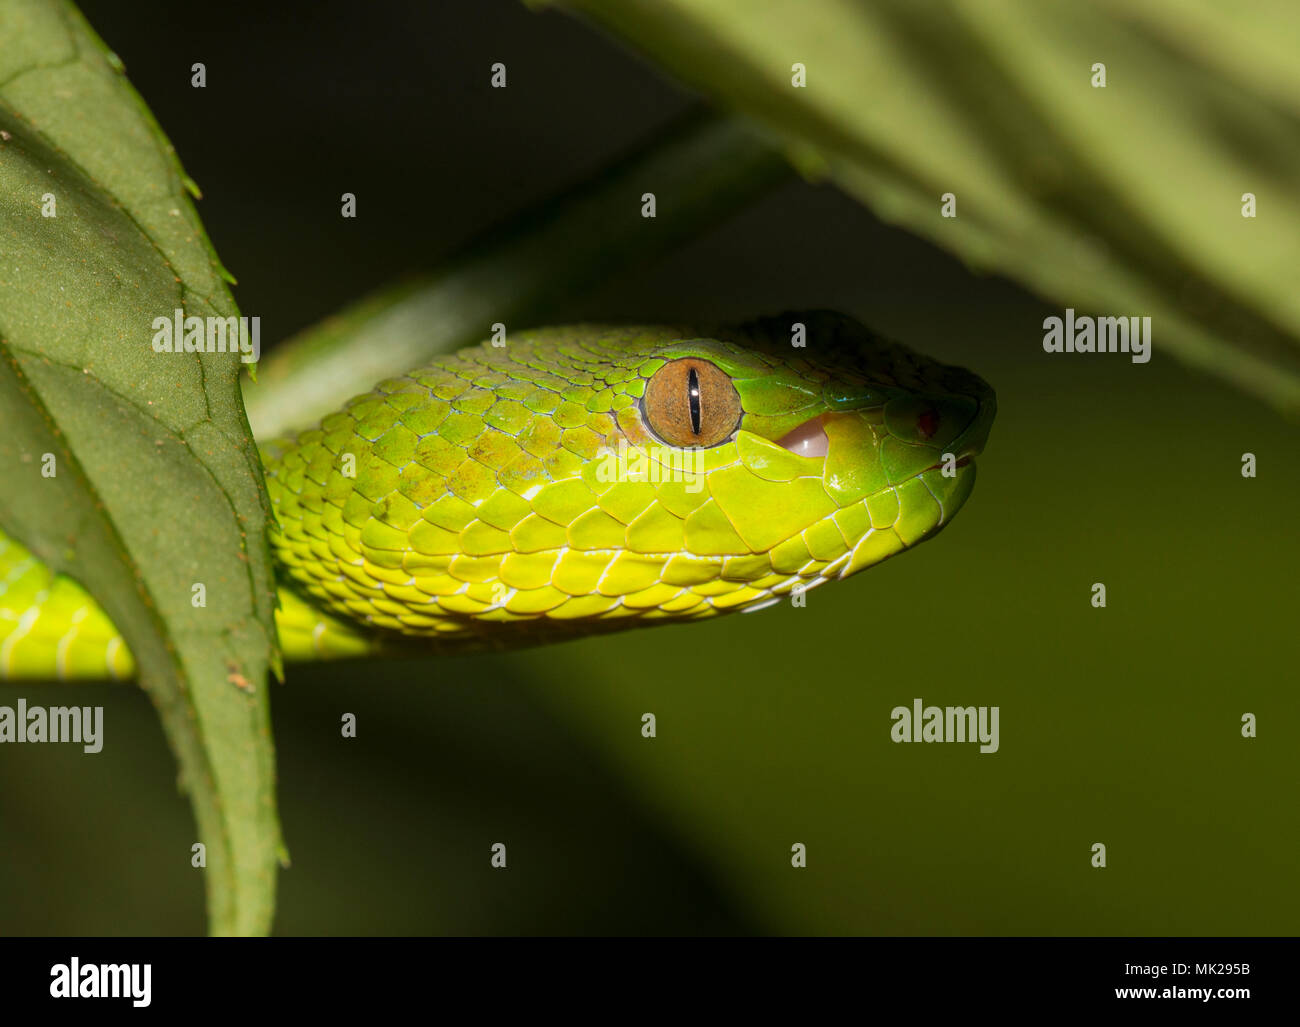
[884,391,978,453]
[944,386,997,466]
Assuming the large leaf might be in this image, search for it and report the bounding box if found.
[0,1,280,934]
[553,0,1300,414]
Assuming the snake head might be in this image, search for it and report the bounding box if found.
[647,311,997,581]
[265,311,995,648]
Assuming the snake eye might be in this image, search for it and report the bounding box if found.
[643,358,742,448]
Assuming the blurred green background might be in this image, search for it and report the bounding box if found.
[0,0,1295,935]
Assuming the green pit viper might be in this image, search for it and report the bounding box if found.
[0,311,994,679]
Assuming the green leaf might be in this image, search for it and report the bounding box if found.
[0,1,280,934]
[554,0,1300,414]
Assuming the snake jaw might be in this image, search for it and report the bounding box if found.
[921,452,975,473]
[816,381,994,583]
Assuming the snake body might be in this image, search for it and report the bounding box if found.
[0,312,994,679]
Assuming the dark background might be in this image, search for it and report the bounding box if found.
[0,0,1294,935]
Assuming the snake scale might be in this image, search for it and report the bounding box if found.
[0,311,994,679]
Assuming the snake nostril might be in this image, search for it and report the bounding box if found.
[917,409,939,440]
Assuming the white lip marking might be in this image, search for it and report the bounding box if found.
[776,418,829,458]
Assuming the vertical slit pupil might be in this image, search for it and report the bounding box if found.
[687,366,702,435]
